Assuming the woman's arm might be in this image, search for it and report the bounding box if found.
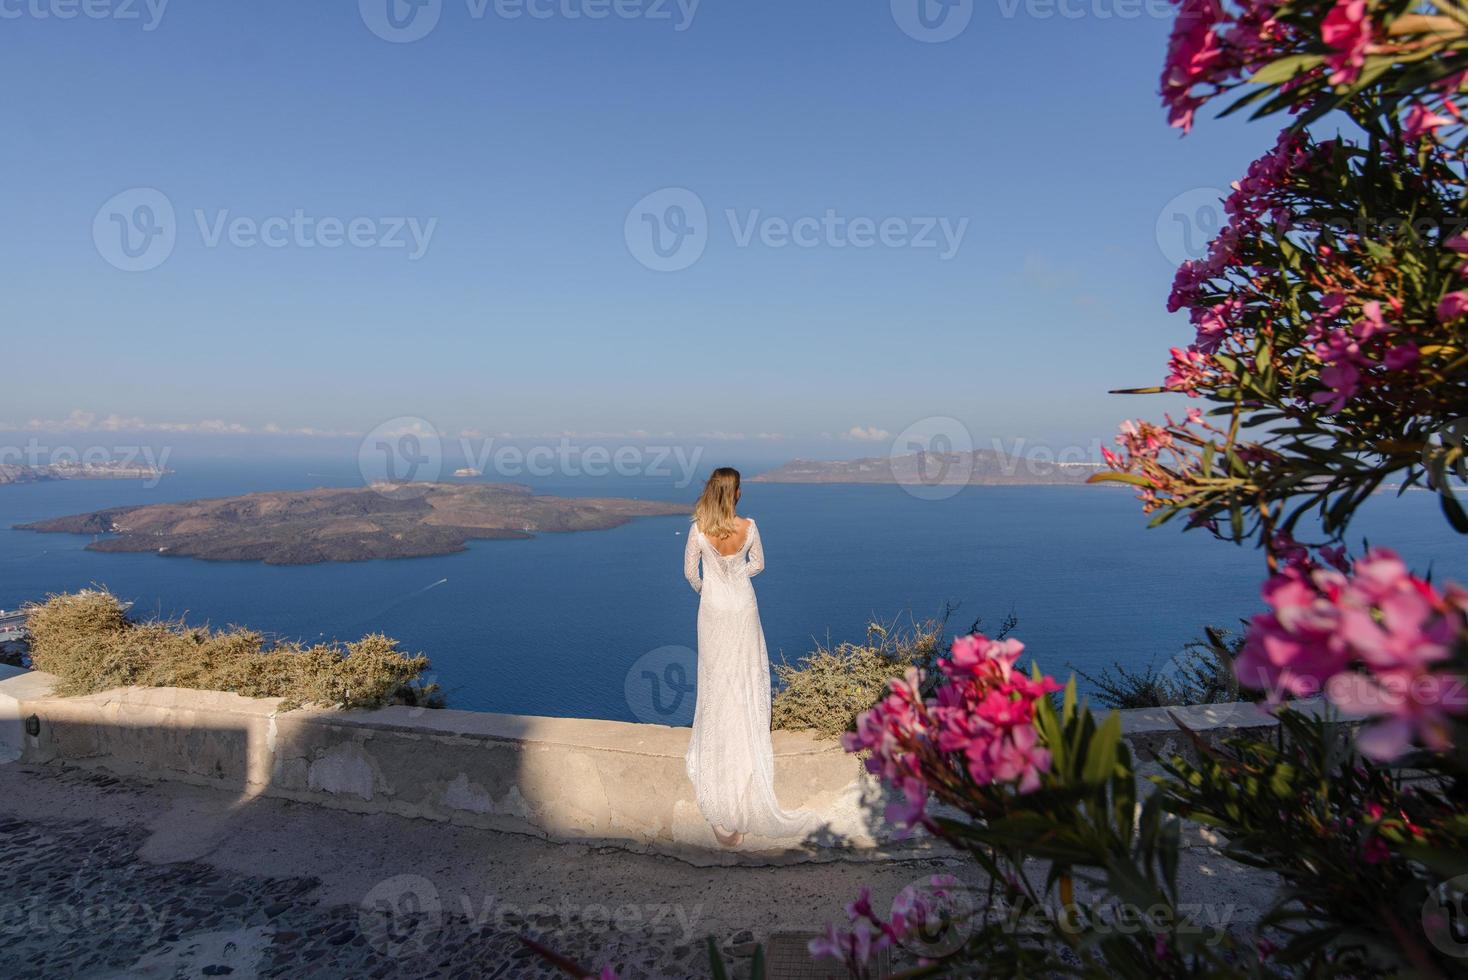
[683,526,702,593]
[746,520,764,577]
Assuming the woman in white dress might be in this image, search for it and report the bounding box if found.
[683,467,819,847]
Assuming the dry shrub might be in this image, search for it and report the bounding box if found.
[772,616,943,739]
[25,589,438,711]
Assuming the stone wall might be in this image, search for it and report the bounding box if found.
[0,669,1303,862]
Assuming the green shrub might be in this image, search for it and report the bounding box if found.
[771,615,946,739]
[1072,626,1242,710]
[25,589,439,711]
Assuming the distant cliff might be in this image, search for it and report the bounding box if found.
[18,483,687,565]
[0,461,170,486]
[751,451,1104,487]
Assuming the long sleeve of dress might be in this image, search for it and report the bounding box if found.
[746,521,765,577]
[683,526,702,593]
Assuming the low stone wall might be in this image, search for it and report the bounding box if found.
[0,670,1301,862]
[0,670,890,862]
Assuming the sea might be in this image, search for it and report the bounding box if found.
[0,457,1462,723]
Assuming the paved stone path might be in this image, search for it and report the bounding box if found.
[0,765,978,978]
[0,763,1276,979]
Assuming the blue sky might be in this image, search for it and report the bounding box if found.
[1,0,1268,463]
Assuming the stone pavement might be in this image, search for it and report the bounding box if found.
[0,763,1276,979]
[0,764,972,978]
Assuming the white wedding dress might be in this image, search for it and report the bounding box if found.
[683,518,820,841]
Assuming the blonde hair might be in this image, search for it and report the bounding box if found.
[693,467,742,538]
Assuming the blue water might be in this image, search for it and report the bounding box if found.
[0,458,1462,721]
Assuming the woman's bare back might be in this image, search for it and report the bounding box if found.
[704,517,752,557]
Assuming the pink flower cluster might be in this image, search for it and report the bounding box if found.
[1166,134,1315,339]
[842,635,1061,834]
[1320,0,1373,85]
[1306,298,1419,411]
[1161,0,1291,133]
[808,877,963,972]
[1160,0,1385,134]
[1165,345,1215,396]
[1239,547,1468,759]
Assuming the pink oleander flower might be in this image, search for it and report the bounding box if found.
[843,634,1062,835]
[1195,300,1241,352]
[1354,300,1389,340]
[815,875,966,973]
[1160,0,1295,133]
[1240,548,1467,759]
[948,632,1023,680]
[1384,343,1419,370]
[885,777,929,832]
[808,920,879,970]
[1404,102,1453,140]
[1438,291,1468,322]
[1321,0,1372,86]
[1449,234,1468,277]
[1161,0,1226,133]
[1117,419,1174,460]
[1329,669,1461,759]
[1312,361,1361,412]
[987,724,1052,793]
[1165,345,1212,395]
[1238,563,1355,697]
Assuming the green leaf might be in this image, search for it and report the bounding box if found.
[1083,711,1123,785]
[1438,476,1468,533]
[1249,54,1324,86]
[707,937,729,980]
[1087,471,1151,488]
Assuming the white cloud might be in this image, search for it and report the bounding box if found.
[2,409,356,438]
[840,425,891,442]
